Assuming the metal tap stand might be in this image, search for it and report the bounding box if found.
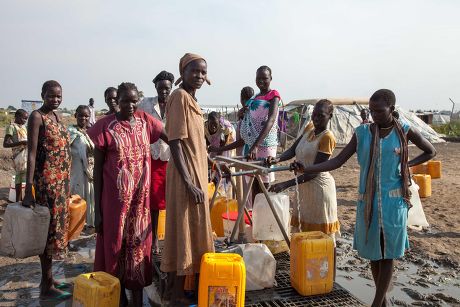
[213,156,292,248]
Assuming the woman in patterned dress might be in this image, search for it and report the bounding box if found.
[88,82,166,306]
[292,89,436,307]
[22,80,72,301]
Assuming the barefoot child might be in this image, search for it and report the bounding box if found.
[3,109,28,201]
[292,89,436,307]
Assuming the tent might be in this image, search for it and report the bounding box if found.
[285,98,445,146]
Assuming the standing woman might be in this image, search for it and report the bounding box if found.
[240,66,280,186]
[137,70,174,253]
[68,105,95,227]
[104,87,118,116]
[269,100,340,241]
[160,53,214,306]
[292,89,436,307]
[22,80,72,301]
[88,82,166,306]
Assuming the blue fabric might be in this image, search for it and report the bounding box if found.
[353,121,410,260]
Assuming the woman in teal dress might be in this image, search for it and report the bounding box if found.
[292,89,436,307]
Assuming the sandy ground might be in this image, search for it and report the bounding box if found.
[0,136,459,306]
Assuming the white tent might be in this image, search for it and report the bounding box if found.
[286,98,445,146]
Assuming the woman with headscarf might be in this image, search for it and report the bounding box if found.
[291,89,436,307]
[160,53,214,306]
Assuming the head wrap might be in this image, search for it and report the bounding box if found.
[174,53,211,86]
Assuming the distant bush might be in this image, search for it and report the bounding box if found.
[0,113,13,128]
[432,120,460,137]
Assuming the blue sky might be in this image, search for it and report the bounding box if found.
[1,0,459,111]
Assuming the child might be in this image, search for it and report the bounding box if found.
[205,111,236,158]
[22,80,72,301]
[68,105,95,227]
[3,109,28,201]
[292,89,436,307]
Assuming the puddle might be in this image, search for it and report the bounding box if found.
[335,233,460,306]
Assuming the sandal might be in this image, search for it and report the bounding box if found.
[54,281,72,289]
[40,290,72,301]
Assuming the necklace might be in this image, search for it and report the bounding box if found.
[379,125,394,130]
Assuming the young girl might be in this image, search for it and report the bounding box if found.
[3,109,28,201]
[160,53,214,306]
[292,89,436,307]
[22,80,72,301]
[68,105,95,227]
[103,87,118,115]
[88,82,167,306]
[205,111,236,158]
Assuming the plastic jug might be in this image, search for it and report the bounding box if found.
[252,193,290,241]
[427,160,442,179]
[410,162,427,175]
[240,243,276,291]
[413,174,431,198]
[290,231,334,296]
[68,195,87,241]
[157,210,166,240]
[72,271,120,307]
[211,198,238,237]
[0,202,50,258]
[222,211,253,242]
[198,253,246,307]
[208,182,216,200]
[8,175,26,203]
[407,180,429,227]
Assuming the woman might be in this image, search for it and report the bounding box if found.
[68,105,95,227]
[104,87,118,115]
[22,80,72,301]
[88,82,166,306]
[292,89,436,307]
[269,99,340,241]
[160,53,214,306]
[137,70,174,253]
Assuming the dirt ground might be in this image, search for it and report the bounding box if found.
[0,132,458,305]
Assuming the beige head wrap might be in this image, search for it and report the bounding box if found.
[174,53,211,86]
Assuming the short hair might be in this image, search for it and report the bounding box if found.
[316,99,334,115]
[208,111,220,121]
[41,80,61,97]
[152,71,175,85]
[370,89,396,107]
[117,82,138,98]
[104,87,117,99]
[89,98,94,102]
[15,109,28,118]
[257,65,272,76]
[75,105,90,115]
[241,86,254,101]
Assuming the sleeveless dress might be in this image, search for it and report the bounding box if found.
[354,122,410,260]
[294,128,340,243]
[34,111,71,257]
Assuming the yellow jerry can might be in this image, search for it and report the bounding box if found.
[427,160,442,179]
[157,210,166,241]
[72,272,120,307]
[68,195,87,241]
[211,198,238,237]
[413,174,432,198]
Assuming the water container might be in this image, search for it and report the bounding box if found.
[211,198,238,237]
[8,175,26,203]
[198,253,246,307]
[427,160,442,179]
[240,243,276,291]
[72,272,120,307]
[157,210,166,240]
[252,193,290,241]
[208,182,216,200]
[0,202,50,258]
[413,174,432,198]
[222,211,253,242]
[410,162,427,175]
[68,195,87,241]
[290,231,334,296]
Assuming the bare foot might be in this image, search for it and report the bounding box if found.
[39,285,71,301]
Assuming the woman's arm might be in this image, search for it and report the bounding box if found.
[209,139,245,153]
[248,97,279,156]
[22,111,42,207]
[170,139,205,204]
[93,147,104,233]
[3,135,27,148]
[294,134,357,173]
[406,127,436,166]
[159,128,168,144]
[276,135,302,163]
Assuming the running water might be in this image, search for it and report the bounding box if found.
[294,175,301,232]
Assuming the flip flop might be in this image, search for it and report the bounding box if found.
[40,290,72,301]
[55,281,72,289]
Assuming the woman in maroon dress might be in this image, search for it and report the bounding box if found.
[88,82,167,306]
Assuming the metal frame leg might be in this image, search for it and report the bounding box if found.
[230,176,255,243]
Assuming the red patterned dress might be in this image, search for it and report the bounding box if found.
[88,111,162,289]
[34,111,71,258]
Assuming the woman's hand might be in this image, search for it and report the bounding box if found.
[265,156,279,167]
[269,182,289,193]
[187,182,205,204]
[246,146,257,161]
[208,145,220,153]
[290,161,305,174]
